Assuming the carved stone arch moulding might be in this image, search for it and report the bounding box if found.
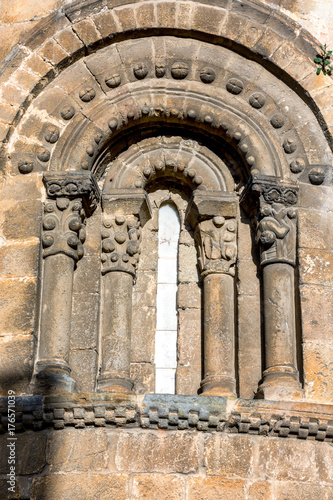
[1,0,333,164]
[5,35,332,188]
[102,136,235,193]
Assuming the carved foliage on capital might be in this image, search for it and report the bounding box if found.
[44,171,100,215]
[195,216,237,277]
[101,213,141,277]
[256,205,297,266]
[42,198,86,261]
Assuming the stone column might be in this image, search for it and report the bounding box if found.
[97,191,151,393]
[34,171,100,393]
[187,192,238,397]
[251,176,302,400]
[197,217,237,396]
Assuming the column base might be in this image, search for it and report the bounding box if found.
[97,375,134,394]
[256,365,303,401]
[32,360,76,394]
[200,375,236,397]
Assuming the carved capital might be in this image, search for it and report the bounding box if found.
[256,205,297,266]
[241,174,299,215]
[195,216,237,278]
[43,171,100,216]
[241,175,299,267]
[101,190,152,277]
[42,198,86,262]
[101,213,142,276]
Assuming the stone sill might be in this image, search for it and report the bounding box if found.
[0,394,332,441]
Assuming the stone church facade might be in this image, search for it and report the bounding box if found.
[0,1,332,498]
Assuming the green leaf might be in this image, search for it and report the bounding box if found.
[316,67,321,75]
[324,60,330,65]
[314,58,322,63]
[328,51,332,55]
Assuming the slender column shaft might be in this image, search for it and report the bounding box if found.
[259,262,301,397]
[201,273,236,396]
[98,271,133,392]
[38,254,74,368]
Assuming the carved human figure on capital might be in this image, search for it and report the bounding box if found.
[256,205,297,266]
[196,216,237,276]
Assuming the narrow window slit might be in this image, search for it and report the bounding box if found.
[155,203,180,394]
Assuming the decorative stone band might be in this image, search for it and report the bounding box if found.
[1,395,332,442]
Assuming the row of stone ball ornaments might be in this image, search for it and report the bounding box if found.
[101,215,141,272]
[16,60,321,183]
[42,199,86,261]
[133,159,205,190]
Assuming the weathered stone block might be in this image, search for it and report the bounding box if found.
[115,431,199,473]
[156,2,177,28]
[132,474,185,499]
[176,2,193,30]
[69,349,98,393]
[32,473,129,500]
[113,6,137,32]
[303,341,333,402]
[237,258,260,296]
[70,293,99,349]
[54,27,85,55]
[2,199,42,240]
[177,308,201,368]
[204,434,254,478]
[131,306,156,363]
[0,432,44,474]
[73,255,101,294]
[135,2,157,29]
[188,477,247,500]
[133,271,157,308]
[300,285,333,340]
[257,437,318,482]
[16,432,47,475]
[0,334,33,394]
[22,53,53,77]
[131,362,155,394]
[316,441,333,483]
[0,278,37,333]
[92,10,119,38]
[0,242,38,278]
[73,18,102,46]
[176,365,201,396]
[37,39,69,65]
[48,428,109,472]
[298,209,332,250]
[248,481,272,500]
[178,244,199,283]
[192,4,227,35]
[178,282,201,309]
[299,249,333,286]
[275,482,333,500]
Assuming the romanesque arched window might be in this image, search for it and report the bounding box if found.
[27,33,331,403]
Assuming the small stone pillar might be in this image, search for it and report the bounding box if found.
[34,171,100,393]
[187,192,238,397]
[97,190,152,393]
[250,176,302,400]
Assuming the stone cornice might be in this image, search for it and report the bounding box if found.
[1,394,332,441]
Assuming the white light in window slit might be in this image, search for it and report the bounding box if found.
[155,203,180,394]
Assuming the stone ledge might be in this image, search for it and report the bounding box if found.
[0,393,332,441]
